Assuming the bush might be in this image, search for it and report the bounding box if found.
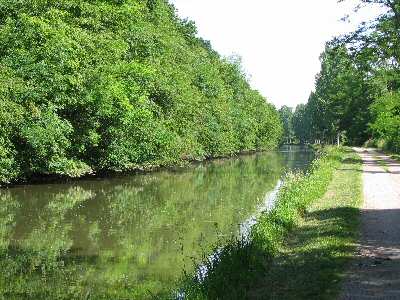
[370,92,400,153]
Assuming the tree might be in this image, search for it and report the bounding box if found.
[295,0,400,149]
[293,104,311,144]
[0,0,283,184]
[339,0,400,149]
[297,44,375,146]
[278,106,295,143]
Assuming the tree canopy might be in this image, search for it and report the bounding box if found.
[0,0,283,185]
[291,0,400,150]
[278,106,295,143]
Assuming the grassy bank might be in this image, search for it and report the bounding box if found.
[179,147,363,299]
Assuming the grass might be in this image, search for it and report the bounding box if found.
[178,147,363,299]
[250,150,363,299]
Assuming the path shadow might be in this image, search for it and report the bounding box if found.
[340,169,400,175]
[248,207,400,300]
[340,208,400,299]
[339,157,400,174]
[248,206,358,300]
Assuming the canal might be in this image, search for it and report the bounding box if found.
[0,145,313,299]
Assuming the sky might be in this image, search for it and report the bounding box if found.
[169,0,385,108]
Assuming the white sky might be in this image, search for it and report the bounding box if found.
[169,0,385,108]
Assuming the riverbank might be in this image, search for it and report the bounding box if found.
[1,149,314,300]
[180,147,363,299]
[0,148,282,188]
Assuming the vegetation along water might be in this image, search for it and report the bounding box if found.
[0,0,282,186]
[0,147,313,299]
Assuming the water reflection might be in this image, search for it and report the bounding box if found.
[0,146,313,299]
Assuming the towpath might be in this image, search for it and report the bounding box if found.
[341,148,400,299]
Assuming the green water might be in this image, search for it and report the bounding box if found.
[0,146,313,299]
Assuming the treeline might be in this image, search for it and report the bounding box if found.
[284,0,400,150]
[0,0,282,185]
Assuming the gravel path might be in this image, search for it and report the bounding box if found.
[341,148,400,300]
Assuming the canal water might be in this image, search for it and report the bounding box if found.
[0,146,313,299]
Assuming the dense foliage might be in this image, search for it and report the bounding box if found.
[278,106,295,143]
[290,0,400,150]
[0,0,282,185]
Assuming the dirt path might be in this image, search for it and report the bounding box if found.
[341,148,400,299]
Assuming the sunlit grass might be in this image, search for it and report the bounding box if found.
[250,150,363,299]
